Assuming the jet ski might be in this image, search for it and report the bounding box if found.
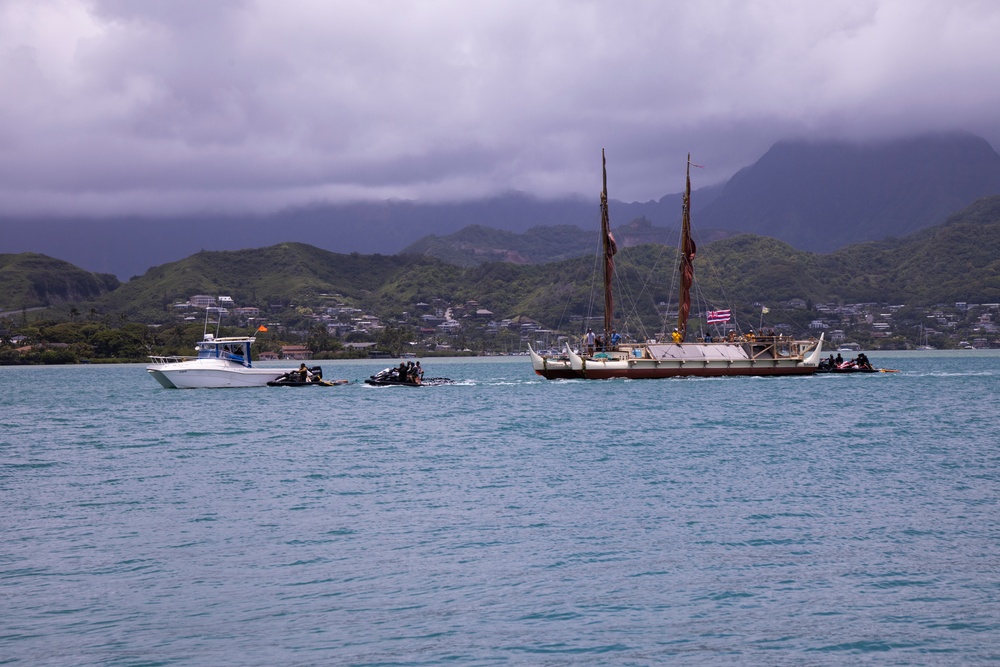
[364,367,452,387]
[267,366,349,387]
[816,355,898,374]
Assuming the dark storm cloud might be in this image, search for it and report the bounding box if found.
[1,0,998,215]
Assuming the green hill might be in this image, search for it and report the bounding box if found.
[6,196,999,332]
[0,253,120,311]
[787,195,1000,305]
[402,217,738,267]
[402,224,594,267]
[95,242,462,320]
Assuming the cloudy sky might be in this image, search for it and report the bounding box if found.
[2,0,999,217]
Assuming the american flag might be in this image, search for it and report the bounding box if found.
[706,309,731,324]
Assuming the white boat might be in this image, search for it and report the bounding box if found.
[147,310,301,388]
[529,151,824,380]
[147,333,300,388]
[916,324,935,350]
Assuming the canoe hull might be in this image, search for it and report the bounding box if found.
[530,337,823,380]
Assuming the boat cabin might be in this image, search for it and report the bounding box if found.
[197,335,254,367]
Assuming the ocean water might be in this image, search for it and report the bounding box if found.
[2,352,999,666]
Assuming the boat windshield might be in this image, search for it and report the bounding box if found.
[196,340,251,365]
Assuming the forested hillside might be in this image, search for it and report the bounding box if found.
[0,253,119,311]
[2,196,998,329]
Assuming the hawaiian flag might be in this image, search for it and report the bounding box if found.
[706,309,731,324]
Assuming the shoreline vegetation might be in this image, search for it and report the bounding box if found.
[1,300,994,366]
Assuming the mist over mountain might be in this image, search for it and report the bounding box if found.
[1,133,997,279]
[698,133,1000,251]
[0,187,719,281]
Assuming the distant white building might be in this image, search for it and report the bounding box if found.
[190,295,216,308]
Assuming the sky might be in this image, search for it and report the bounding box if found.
[2,0,1000,217]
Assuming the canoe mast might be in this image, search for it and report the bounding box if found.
[677,153,697,342]
[601,149,617,344]
[601,151,696,345]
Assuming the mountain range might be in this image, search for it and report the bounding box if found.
[696,132,1000,252]
[1,132,999,280]
[3,195,999,323]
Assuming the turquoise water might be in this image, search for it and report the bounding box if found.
[2,352,999,665]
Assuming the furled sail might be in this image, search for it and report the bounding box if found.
[601,149,617,341]
[677,153,697,341]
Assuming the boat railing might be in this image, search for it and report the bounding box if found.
[148,354,197,364]
[747,335,800,360]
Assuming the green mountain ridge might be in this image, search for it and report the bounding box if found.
[0,253,120,311]
[95,243,460,320]
[2,197,999,328]
[402,218,738,267]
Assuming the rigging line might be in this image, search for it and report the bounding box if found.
[687,225,726,333]
[549,240,602,334]
[584,220,604,334]
[685,226,748,335]
[603,213,686,342]
[608,222,677,342]
[696,243,818,338]
[683,233,803,337]
[614,244,672,342]
[609,251,649,341]
[726,284,811,337]
[691,274,723,339]
[548,202,605,338]
[658,232,683,339]
[605,233,640,334]
[646,243,680,339]
[606,224,666,342]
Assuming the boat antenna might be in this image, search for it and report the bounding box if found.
[600,149,617,344]
[677,153,697,342]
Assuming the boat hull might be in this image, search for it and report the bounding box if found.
[568,364,816,379]
[364,379,421,387]
[267,379,348,386]
[527,345,579,379]
[146,360,296,389]
[531,337,823,380]
[364,377,452,387]
[816,367,897,374]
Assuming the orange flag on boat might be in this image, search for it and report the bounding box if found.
[257,325,268,332]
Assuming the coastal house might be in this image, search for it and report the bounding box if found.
[279,345,313,360]
[189,295,216,308]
